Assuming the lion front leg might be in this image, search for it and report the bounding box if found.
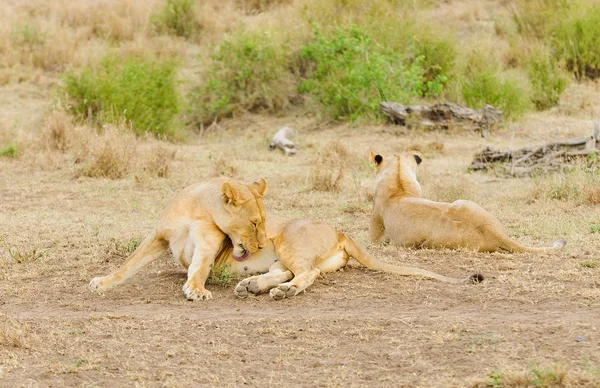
[269,268,321,300]
[234,261,293,298]
[182,227,224,301]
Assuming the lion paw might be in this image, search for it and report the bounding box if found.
[234,277,262,298]
[270,284,297,300]
[183,282,212,301]
[89,276,110,292]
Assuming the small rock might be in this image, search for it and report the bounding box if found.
[319,360,332,366]
[576,336,586,342]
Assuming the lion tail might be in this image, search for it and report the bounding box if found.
[341,235,484,285]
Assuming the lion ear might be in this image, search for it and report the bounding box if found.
[221,181,240,206]
[370,151,383,166]
[411,151,423,165]
[250,178,267,197]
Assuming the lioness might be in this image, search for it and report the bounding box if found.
[89,177,269,301]
[90,177,482,301]
[369,151,566,253]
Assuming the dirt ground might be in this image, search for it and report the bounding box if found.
[2,95,600,386]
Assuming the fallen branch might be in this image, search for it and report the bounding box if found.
[380,102,502,132]
[469,123,600,176]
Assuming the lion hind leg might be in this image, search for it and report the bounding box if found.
[89,231,168,292]
[492,232,567,253]
[370,213,386,244]
[269,268,321,300]
[234,261,293,298]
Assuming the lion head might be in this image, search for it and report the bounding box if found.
[219,178,268,261]
[370,151,423,198]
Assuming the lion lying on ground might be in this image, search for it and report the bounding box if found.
[89,177,482,301]
[369,151,566,253]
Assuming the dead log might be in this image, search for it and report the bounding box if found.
[380,102,502,132]
[469,123,600,176]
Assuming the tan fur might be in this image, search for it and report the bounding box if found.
[89,177,481,302]
[233,217,482,300]
[369,151,567,253]
[89,177,268,301]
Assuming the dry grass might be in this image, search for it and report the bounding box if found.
[0,315,29,349]
[29,112,178,180]
[529,165,600,205]
[309,141,349,192]
[79,125,138,179]
[40,111,75,153]
[209,154,239,178]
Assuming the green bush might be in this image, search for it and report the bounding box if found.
[299,26,447,121]
[151,0,201,40]
[552,6,600,79]
[0,143,18,158]
[411,33,456,86]
[461,69,531,119]
[190,30,294,125]
[64,56,179,137]
[527,48,568,110]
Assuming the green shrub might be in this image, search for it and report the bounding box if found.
[0,143,18,158]
[151,0,201,40]
[299,26,447,121]
[190,30,295,125]
[208,264,234,287]
[411,33,456,86]
[527,48,568,110]
[63,56,179,137]
[552,6,600,79]
[461,69,531,119]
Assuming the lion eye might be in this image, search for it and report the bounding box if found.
[251,222,257,228]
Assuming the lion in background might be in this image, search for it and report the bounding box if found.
[89,177,482,301]
[369,151,566,253]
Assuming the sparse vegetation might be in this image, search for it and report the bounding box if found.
[74,124,176,180]
[208,264,234,287]
[309,141,349,191]
[151,0,201,40]
[0,236,43,264]
[210,154,239,177]
[581,259,598,268]
[107,237,143,258]
[479,365,568,387]
[0,314,29,348]
[63,56,180,137]
[0,143,18,158]
[530,165,600,204]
